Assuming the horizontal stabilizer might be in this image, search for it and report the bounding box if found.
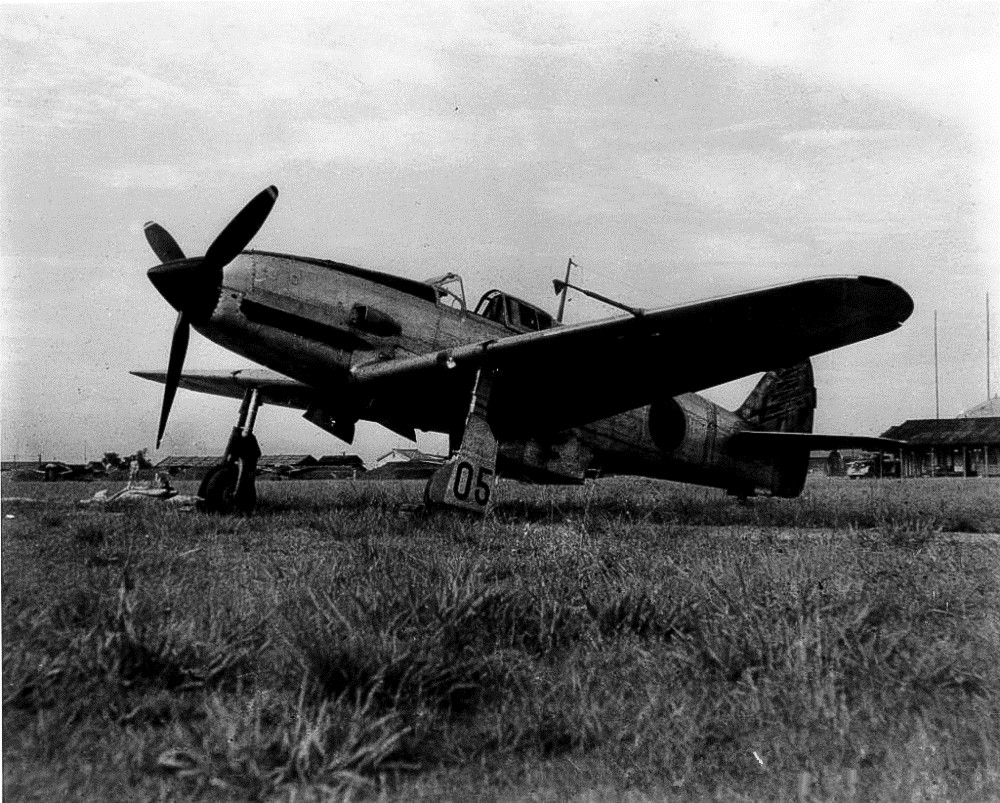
[729,431,906,455]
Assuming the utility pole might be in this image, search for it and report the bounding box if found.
[934,310,940,419]
[987,292,991,401]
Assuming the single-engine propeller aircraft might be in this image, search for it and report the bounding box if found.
[134,186,913,514]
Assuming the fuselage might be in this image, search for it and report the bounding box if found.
[201,250,544,435]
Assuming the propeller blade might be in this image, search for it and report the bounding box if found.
[156,311,190,448]
[144,222,186,263]
[203,185,279,270]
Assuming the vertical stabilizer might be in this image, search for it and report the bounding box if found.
[736,360,816,433]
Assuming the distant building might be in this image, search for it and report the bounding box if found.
[154,456,224,480]
[155,454,366,481]
[1,460,46,473]
[258,455,318,470]
[958,396,1000,418]
[880,417,1000,478]
[375,449,447,468]
[367,449,447,480]
[313,454,366,479]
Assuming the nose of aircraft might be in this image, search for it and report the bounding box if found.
[147,257,221,322]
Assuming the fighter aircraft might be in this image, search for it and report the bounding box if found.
[134,186,913,514]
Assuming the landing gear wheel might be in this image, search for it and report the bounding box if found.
[198,459,258,514]
[197,395,262,514]
[198,462,240,514]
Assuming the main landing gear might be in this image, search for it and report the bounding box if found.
[425,369,498,514]
[198,389,262,514]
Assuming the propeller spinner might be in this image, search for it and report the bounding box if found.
[144,185,278,447]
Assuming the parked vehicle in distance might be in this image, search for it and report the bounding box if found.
[846,454,900,479]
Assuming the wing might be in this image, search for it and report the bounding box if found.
[350,276,913,437]
[130,367,418,442]
[131,368,314,409]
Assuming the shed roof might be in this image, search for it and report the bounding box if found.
[958,396,1000,418]
[378,448,423,461]
[155,456,223,468]
[376,448,446,464]
[258,455,317,467]
[880,417,1000,446]
[317,454,366,468]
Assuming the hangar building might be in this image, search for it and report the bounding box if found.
[880,398,1000,478]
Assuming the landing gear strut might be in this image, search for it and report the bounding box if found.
[198,389,262,514]
[425,369,498,514]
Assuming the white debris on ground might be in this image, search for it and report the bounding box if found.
[77,473,200,509]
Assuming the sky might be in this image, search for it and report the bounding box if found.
[1,2,998,466]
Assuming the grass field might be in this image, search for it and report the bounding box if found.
[3,476,999,801]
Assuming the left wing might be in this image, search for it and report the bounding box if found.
[349,276,913,437]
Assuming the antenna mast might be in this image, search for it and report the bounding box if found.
[556,257,576,323]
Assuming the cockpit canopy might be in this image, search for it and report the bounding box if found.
[424,273,466,311]
[474,289,555,333]
[424,273,555,333]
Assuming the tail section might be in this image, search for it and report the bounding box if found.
[732,360,816,496]
[736,360,816,434]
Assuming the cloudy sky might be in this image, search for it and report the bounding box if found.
[1,3,997,465]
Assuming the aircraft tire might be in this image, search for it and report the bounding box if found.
[198,461,255,514]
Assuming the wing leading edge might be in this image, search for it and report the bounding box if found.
[131,368,314,409]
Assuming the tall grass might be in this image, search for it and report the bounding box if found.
[3,476,999,799]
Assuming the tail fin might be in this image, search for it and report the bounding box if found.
[731,360,815,497]
[736,360,816,434]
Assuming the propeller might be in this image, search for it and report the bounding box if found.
[143,222,185,263]
[143,186,279,447]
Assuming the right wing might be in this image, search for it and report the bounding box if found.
[131,368,314,409]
